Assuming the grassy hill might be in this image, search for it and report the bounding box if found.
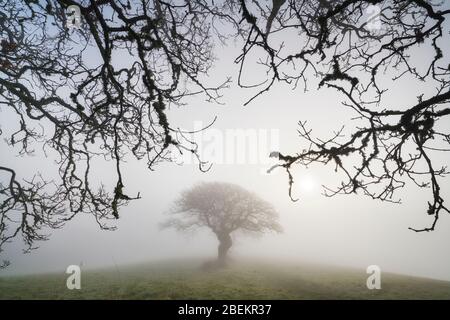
[1,258,449,299]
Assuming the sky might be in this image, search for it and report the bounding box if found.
[1,2,450,282]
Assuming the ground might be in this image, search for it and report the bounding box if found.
[1,258,449,299]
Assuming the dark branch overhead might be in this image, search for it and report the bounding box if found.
[246,0,450,232]
[0,0,236,265]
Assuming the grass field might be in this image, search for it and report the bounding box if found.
[1,258,449,299]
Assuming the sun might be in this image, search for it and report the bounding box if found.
[298,174,318,194]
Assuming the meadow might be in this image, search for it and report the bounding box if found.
[1,259,449,300]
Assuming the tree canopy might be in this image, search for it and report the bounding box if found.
[162,182,282,264]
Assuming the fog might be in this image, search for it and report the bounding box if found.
[1,33,450,282]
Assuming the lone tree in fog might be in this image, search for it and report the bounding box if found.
[162,182,282,266]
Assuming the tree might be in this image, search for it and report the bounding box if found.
[162,182,282,266]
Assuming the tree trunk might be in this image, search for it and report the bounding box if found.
[217,232,232,266]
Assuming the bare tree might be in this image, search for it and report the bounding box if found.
[162,182,282,266]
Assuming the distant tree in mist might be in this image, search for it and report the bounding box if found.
[162,182,282,266]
